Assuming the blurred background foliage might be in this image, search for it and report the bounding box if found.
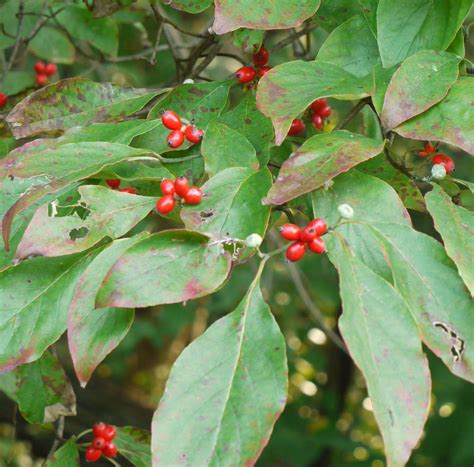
[0,1,473,466]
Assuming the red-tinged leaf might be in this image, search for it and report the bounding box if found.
[381,51,461,129]
[6,78,160,139]
[256,61,371,144]
[213,0,320,34]
[68,237,143,387]
[95,231,232,309]
[167,0,212,14]
[152,265,287,465]
[394,78,474,155]
[263,131,384,205]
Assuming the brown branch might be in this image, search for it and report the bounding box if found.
[335,97,370,130]
[45,415,65,463]
[271,20,318,51]
[1,0,25,86]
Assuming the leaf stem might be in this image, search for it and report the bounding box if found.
[335,97,370,131]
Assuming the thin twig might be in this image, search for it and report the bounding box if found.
[45,415,65,463]
[335,97,370,130]
[1,0,25,86]
[189,42,222,79]
[287,263,349,355]
[272,21,318,51]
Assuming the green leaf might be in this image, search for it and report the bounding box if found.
[394,77,474,155]
[0,142,149,250]
[6,78,159,139]
[0,250,99,372]
[45,438,80,467]
[317,14,381,77]
[115,427,151,467]
[16,351,76,424]
[95,231,232,309]
[152,266,287,465]
[212,0,320,34]
[256,61,371,144]
[425,185,474,296]
[29,27,75,64]
[201,121,259,176]
[232,28,265,53]
[317,0,378,33]
[181,168,272,240]
[381,51,461,129]
[219,93,274,165]
[137,81,232,154]
[57,5,119,56]
[328,235,430,467]
[167,0,212,14]
[68,238,142,387]
[16,186,156,259]
[377,0,472,67]
[2,71,35,96]
[264,131,384,205]
[371,64,397,116]
[359,155,426,212]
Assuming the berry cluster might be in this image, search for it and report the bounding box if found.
[105,179,138,194]
[280,219,328,262]
[34,61,57,86]
[288,98,333,136]
[160,110,204,149]
[85,423,117,462]
[235,46,272,84]
[417,143,455,175]
[156,176,202,215]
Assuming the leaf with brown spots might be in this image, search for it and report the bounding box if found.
[95,231,232,309]
[167,0,212,14]
[381,51,461,130]
[152,264,287,465]
[6,78,160,139]
[213,0,320,34]
[394,78,474,155]
[256,61,371,144]
[264,131,384,205]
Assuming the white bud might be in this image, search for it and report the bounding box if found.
[183,78,194,85]
[338,203,354,219]
[323,180,334,190]
[431,163,446,180]
[245,233,263,248]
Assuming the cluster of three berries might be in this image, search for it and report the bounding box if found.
[161,110,204,149]
[289,98,333,136]
[417,143,455,174]
[235,47,272,84]
[156,176,202,215]
[85,423,117,462]
[34,61,57,86]
[280,219,328,262]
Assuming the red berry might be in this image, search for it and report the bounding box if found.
[279,224,301,241]
[286,241,306,262]
[184,186,202,205]
[103,425,117,442]
[253,47,269,67]
[0,92,7,108]
[119,187,137,194]
[185,125,204,144]
[156,194,175,215]
[92,437,106,450]
[319,106,332,119]
[36,74,48,86]
[34,61,46,74]
[288,119,305,136]
[300,225,318,243]
[432,154,455,174]
[174,176,189,198]
[167,130,185,149]
[235,66,257,84]
[161,110,182,130]
[424,143,435,154]
[92,422,107,438]
[308,237,326,254]
[258,66,272,78]
[106,179,120,189]
[85,447,102,462]
[160,178,175,195]
[103,442,118,458]
[44,63,57,76]
[308,218,327,236]
[311,113,323,130]
[311,98,328,114]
